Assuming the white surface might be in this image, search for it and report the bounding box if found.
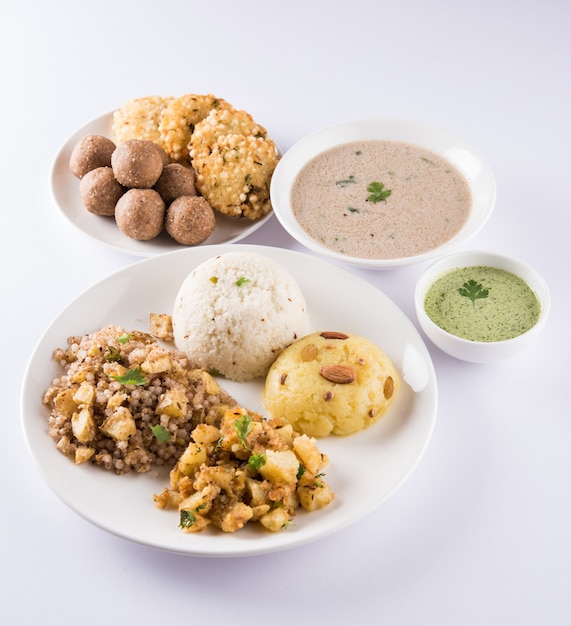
[3,0,569,624]
[52,113,273,256]
[270,118,496,268]
[415,250,551,362]
[22,244,436,557]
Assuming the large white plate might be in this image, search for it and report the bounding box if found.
[21,244,437,557]
[51,113,273,257]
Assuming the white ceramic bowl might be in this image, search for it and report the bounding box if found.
[414,250,550,363]
[270,118,497,269]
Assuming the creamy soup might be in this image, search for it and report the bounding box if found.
[291,140,472,259]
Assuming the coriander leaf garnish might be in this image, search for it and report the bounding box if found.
[346,207,360,213]
[458,279,489,306]
[234,413,266,470]
[110,368,147,386]
[336,175,356,187]
[235,277,251,287]
[314,472,326,488]
[104,346,122,363]
[234,413,253,445]
[117,333,132,344]
[366,181,392,203]
[179,509,196,529]
[151,424,172,442]
[248,454,266,471]
[179,503,208,529]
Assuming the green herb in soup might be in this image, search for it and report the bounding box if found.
[424,266,541,342]
[366,181,392,203]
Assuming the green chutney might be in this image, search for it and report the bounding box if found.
[424,265,541,342]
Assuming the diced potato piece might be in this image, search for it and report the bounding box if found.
[169,466,184,490]
[176,442,208,477]
[104,363,128,379]
[285,489,300,512]
[216,502,253,533]
[189,369,221,396]
[72,381,95,407]
[149,313,173,342]
[250,504,271,521]
[153,487,183,510]
[156,388,188,418]
[141,349,172,374]
[273,422,295,447]
[75,446,95,464]
[87,343,104,357]
[179,484,218,515]
[54,388,78,418]
[293,434,328,475]
[218,410,244,450]
[55,435,72,456]
[193,465,235,492]
[107,391,128,410]
[69,370,88,384]
[246,477,270,507]
[191,424,220,445]
[202,371,221,396]
[100,406,137,441]
[297,473,335,511]
[258,449,299,485]
[71,406,97,443]
[259,507,291,532]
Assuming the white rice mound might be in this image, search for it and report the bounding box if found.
[172,252,310,382]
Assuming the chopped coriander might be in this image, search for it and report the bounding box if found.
[234,413,267,470]
[151,424,172,442]
[110,368,147,386]
[179,504,209,529]
[117,333,132,344]
[248,454,266,471]
[366,181,392,203]
[420,156,437,166]
[336,175,356,187]
[104,346,122,363]
[234,413,253,445]
[235,276,251,287]
[179,509,196,529]
[296,464,306,481]
[347,207,360,213]
[458,279,489,306]
[314,472,326,488]
[209,276,218,284]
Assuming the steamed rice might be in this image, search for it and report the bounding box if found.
[172,252,309,382]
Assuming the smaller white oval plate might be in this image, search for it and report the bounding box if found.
[22,244,437,557]
[51,113,272,257]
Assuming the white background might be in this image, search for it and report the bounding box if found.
[2,0,569,624]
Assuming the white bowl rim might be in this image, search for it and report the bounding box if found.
[414,249,551,348]
[270,117,497,269]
